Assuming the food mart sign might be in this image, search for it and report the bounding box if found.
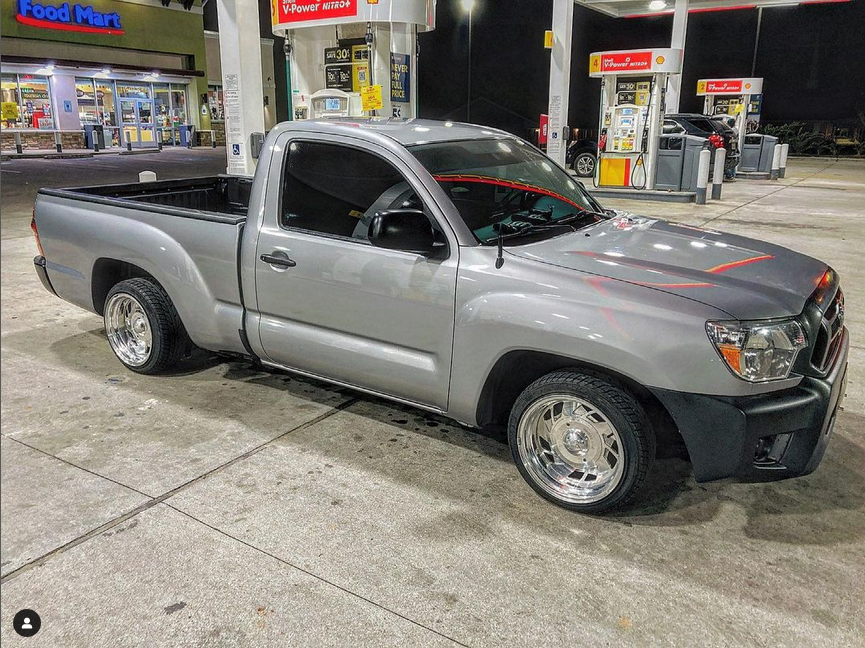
[16,0,124,35]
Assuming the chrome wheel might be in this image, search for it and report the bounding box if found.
[105,293,153,367]
[575,154,595,177]
[516,394,624,504]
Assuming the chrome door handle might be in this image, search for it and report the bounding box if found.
[260,253,296,268]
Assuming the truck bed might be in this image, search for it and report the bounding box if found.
[39,175,252,223]
[35,175,252,356]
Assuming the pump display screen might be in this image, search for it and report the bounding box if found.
[325,98,341,111]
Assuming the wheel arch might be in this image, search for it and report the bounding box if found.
[91,258,156,316]
[475,349,685,457]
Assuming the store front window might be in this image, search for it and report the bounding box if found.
[1,74,54,129]
[76,78,99,125]
[117,83,152,100]
[170,84,188,140]
[97,83,118,127]
[153,83,172,143]
[208,85,224,121]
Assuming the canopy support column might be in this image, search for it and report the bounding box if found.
[667,0,689,113]
[547,0,574,167]
[216,0,266,176]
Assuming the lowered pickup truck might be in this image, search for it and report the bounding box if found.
[32,118,848,513]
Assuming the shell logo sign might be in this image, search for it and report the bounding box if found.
[696,78,762,95]
[589,49,681,76]
[272,0,357,26]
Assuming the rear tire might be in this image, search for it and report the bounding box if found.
[103,278,188,374]
[508,370,655,514]
[573,152,596,178]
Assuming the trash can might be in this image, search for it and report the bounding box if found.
[655,134,708,191]
[83,124,105,150]
[739,134,778,173]
[178,125,196,147]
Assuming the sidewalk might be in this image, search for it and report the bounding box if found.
[1,146,222,161]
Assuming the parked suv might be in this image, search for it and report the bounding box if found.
[566,137,599,178]
[665,113,739,174]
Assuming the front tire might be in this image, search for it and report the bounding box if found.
[103,278,188,374]
[508,370,655,513]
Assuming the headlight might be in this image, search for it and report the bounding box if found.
[706,319,807,382]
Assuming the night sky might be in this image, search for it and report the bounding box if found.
[211,0,865,138]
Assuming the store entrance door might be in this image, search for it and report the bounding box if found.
[121,99,157,148]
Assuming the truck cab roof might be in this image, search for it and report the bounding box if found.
[268,118,515,147]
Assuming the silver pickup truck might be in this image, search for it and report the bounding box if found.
[32,119,848,513]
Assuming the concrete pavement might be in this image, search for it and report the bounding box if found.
[1,152,863,646]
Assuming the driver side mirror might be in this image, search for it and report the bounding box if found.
[368,208,439,256]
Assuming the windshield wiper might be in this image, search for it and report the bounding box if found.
[485,209,608,269]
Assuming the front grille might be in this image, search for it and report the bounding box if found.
[811,288,845,373]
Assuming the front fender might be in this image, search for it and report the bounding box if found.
[446,248,788,426]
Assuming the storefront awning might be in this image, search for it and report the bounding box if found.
[1,55,204,78]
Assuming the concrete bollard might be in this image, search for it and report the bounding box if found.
[711,147,726,200]
[770,143,782,180]
[139,171,157,183]
[779,143,790,179]
[696,148,711,205]
[14,132,23,154]
[54,131,62,153]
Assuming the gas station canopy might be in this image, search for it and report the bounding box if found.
[574,0,849,19]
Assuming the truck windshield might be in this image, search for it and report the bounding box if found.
[409,138,600,243]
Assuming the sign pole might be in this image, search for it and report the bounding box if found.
[466,6,472,122]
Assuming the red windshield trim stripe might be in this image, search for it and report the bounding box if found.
[433,174,582,210]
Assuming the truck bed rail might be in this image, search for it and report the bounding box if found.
[38,175,251,225]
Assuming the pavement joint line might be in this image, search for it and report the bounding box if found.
[164,502,472,648]
[0,396,359,585]
[7,435,153,499]
[2,233,38,241]
[697,159,839,228]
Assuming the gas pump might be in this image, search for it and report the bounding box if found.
[590,48,683,190]
[271,0,434,121]
[309,89,361,118]
[697,77,764,151]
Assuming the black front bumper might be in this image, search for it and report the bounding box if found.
[34,255,58,296]
[651,328,849,483]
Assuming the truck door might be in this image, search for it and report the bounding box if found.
[253,135,458,410]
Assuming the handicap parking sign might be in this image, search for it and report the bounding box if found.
[232,143,241,156]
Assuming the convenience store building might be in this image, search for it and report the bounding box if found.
[1,0,275,150]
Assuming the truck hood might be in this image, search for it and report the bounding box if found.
[507,214,827,320]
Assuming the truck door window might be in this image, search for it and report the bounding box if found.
[281,140,427,241]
